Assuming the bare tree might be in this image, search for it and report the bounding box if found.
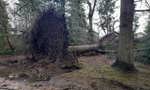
[87,0,97,43]
[135,0,150,12]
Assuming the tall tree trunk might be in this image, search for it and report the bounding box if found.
[57,0,78,68]
[5,34,14,51]
[88,16,94,43]
[87,0,97,43]
[112,0,135,71]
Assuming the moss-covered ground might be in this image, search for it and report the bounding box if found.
[0,55,149,90]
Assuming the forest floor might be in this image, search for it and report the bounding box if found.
[0,55,149,90]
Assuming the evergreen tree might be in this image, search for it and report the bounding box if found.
[0,0,13,50]
[0,0,8,34]
[15,0,48,31]
[139,16,150,64]
[97,0,116,34]
[67,0,87,45]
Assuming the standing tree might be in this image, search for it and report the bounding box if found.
[0,0,14,51]
[15,0,49,32]
[97,0,117,34]
[67,0,88,45]
[138,16,150,64]
[112,0,136,71]
[87,0,97,43]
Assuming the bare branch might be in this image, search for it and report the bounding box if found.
[87,0,92,16]
[145,0,150,9]
[135,9,150,12]
[87,0,97,17]
[91,0,97,15]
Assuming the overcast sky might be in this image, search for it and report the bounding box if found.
[86,0,149,36]
[6,0,150,36]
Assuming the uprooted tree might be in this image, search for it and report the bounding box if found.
[28,8,77,68]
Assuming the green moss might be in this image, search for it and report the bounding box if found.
[0,49,16,55]
[63,61,150,90]
[112,60,136,72]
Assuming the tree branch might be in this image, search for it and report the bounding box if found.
[91,0,97,15]
[135,9,150,12]
[87,0,92,16]
[145,0,150,9]
[87,0,97,17]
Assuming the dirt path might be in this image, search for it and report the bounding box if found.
[0,55,26,61]
[79,55,114,66]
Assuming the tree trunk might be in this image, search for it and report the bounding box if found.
[5,35,14,51]
[69,44,99,54]
[87,0,97,43]
[58,0,78,68]
[88,16,94,43]
[112,0,136,71]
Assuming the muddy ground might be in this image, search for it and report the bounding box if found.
[0,55,149,90]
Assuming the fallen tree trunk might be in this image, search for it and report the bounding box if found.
[68,44,99,56]
[68,44,99,52]
[68,44,106,56]
[68,44,150,56]
[68,44,117,55]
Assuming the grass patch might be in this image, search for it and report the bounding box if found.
[63,61,150,90]
[0,49,16,55]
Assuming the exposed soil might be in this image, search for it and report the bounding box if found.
[0,55,149,90]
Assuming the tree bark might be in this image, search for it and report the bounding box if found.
[88,16,94,42]
[57,0,78,68]
[112,0,136,71]
[69,44,99,52]
[5,34,14,51]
